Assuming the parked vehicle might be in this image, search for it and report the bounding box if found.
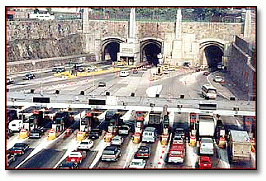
[133,69,138,74]
[228,130,252,162]
[134,146,151,159]
[111,135,124,146]
[142,127,157,143]
[29,128,44,139]
[7,152,16,166]
[7,77,14,85]
[120,71,129,77]
[58,161,78,169]
[168,143,186,163]
[23,72,35,80]
[8,143,29,155]
[8,119,23,132]
[77,139,93,150]
[7,129,14,138]
[198,156,212,169]
[199,138,214,155]
[118,125,130,135]
[128,159,146,169]
[101,146,121,161]
[98,81,106,87]
[65,151,87,164]
[202,84,217,99]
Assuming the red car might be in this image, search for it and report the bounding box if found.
[198,156,212,169]
[65,151,86,164]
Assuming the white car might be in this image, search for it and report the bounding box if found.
[120,71,129,77]
[128,159,146,169]
[213,75,224,83]
[118,125,130,135]
[77,139,93,150]
[111,135,123,146]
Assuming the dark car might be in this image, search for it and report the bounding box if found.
[174,128,185,138]
[133,69,138,74]
[98,81,106,87]
[52,67,65,73]
[203,71,210,76]
[8,143,29,155]
[134,146,151,159]
[23,73,35,80]
[58,161,78,169]
[29,128,44,139]
[7,129,14,139]
[89,128,102,139]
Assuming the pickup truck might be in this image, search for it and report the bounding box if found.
[65,151,87,164]
[101,146,121,161]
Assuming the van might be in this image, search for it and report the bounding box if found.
[120,71,129,77]
[8,119,23,132]
[199,137,214,155]
[202,84,217,99]
[142,127,157,143]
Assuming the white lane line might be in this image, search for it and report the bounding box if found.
[89,139,107,169]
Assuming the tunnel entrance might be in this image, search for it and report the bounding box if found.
[204,45,224,72]
[103,42,120,62]
[140,39,162,66]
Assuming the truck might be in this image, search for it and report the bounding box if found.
[198,115,216,155]
[65,151,87,164]
[168,143,186,163]
[142,127,157,143]
[198,115,216,138]
[228,130,252,162]
[144,111,163,134]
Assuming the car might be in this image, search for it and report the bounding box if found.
[128,159,146,169]
[172,135,184,144]
[133,69,138,74]
[118,125,130,135]
[29,128,44,139]
[52,67,65,73]
[120,71,129,77]
[7,129,14,139]
[198,156,212,169]
[7,77,14,85]
[23,72,35,80]
[203,71,210,76]
[58,161,78,169]
[7,152,16,166]
[101,145,121,161]
[65,151,87,163]
[89,128,102,139]
[98,81,106,87]
[111,135,124,146]
[134,146,151,158]
[174,128,185,138]
[213,75,223,83]
[77,139,93,150]
[8,143,29,155]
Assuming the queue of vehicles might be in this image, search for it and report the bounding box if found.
[6,104,255,169]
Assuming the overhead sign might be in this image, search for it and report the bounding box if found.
[33,97,50,103]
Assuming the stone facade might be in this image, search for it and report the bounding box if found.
[6,20,83,62]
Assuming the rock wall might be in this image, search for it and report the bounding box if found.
[6,20,83,62]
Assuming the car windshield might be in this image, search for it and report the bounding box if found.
[131,161,141,165]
